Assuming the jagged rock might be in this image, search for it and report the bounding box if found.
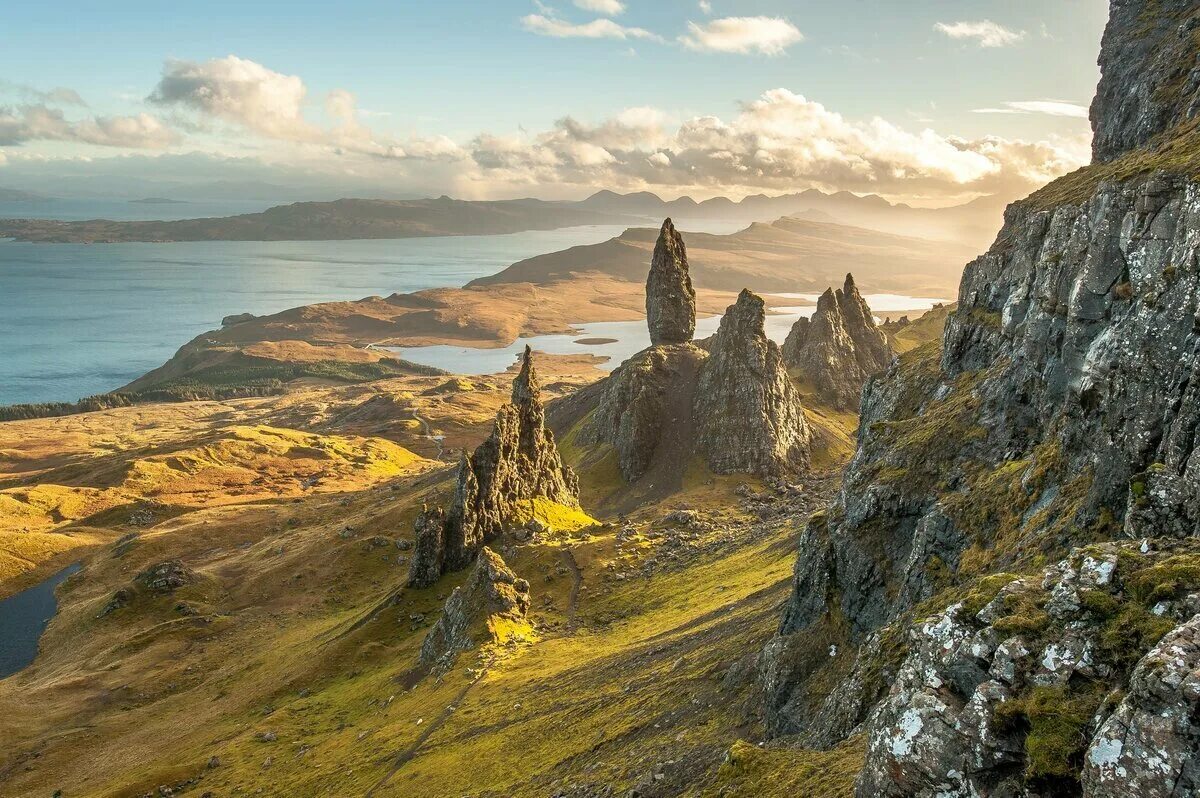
[856,544,1199,797]
[418,547,531,671]
[645,218,696,346]
[695,289,811,475]
[587,242,810,482]
[782,274,892,410]
[1082,613,1200,798]
[1091,0,1200,162]
[589,342,708,483]
[407,504,447,589]
[135,561,194,594]
[764,7,1200,794]
[407,348,579,586]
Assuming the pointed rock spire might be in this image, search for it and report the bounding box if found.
[406,351,580,587]
[694,289,811,475]
[646,218,696,345]
[783,274,893,410]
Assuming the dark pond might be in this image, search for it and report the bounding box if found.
[0,562,81,679]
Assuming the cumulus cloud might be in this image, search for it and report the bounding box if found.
[149,55,318,141]
[680,16,803,55]
[463,88,1087,202]
[973,100,1089,118]
[0,104,178,148]
[699,1,712,14]
[935,20,1026,48]
[573,0,625,15]
[521,14,662,40]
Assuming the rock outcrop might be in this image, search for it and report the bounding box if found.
[782,274,893,409]
[1090,0,1200,162]
[761,3,1200,794]
[587,244,811,482]
[419,547,531,672]
[645,218,696,345]
[857,543,1199,797]
[407,348,579,587]
[695,289,811,474]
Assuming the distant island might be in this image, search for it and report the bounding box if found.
[0,196,640,244]
[0,187,50,202]
[0,189,1008,248]
[129,197,189,205]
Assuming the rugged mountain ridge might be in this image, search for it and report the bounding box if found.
[763,2,1200,795]
[782,273,893,409]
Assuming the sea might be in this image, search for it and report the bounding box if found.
[0,195,641,406]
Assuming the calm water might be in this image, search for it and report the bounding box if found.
[390,295,948,375]
[0,226,630,405]
[0,563,81,679]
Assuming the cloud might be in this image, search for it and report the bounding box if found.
[699,1,712,14]
[521,13,661,40]
[0,80,87,107]
[680,16,803,55]
[573,0,625,15]
[464,88,1088,202]
[0,104,178,148]
[935,20,1025,48]
[973,100,1089,118]
[149,55,318,141]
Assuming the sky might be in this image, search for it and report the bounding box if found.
[0,0,1110,206]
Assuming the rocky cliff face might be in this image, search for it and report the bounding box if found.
[408,348,579,587]
[696,289,811,475]
[645,218,696,346]
[587,237,810,482]
[782,274,892,409]
[1091,0,1200,162]
[763,2,1200,794]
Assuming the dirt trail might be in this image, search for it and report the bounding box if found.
[364,663,490,797]
[561,547,583,630]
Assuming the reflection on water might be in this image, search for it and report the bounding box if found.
[0,562,81,679]
[390,294,949,375]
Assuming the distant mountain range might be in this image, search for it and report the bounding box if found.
[473,216,977,296]
[0,188,1009,249]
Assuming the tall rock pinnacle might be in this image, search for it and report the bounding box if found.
[646,218,696,345]
[694,289,811,475]
[782,273,892,410]
[407,349,580,587]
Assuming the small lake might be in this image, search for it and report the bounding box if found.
[0,562,81,679]
[389,294,949,375]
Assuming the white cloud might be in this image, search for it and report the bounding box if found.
[573,0,625,15]
[0,81,87,107]
[699,1,712,14]
[680,16,803,55]
[464,88,1087,201]
[935,20,1026,48]
[521,14,661,40]
[973,100,1089,118]
[149,55,318,141]
[0,104,178,148]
